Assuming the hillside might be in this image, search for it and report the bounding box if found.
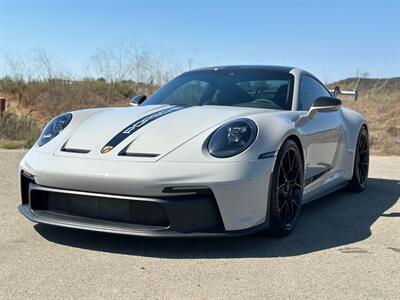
[0,76,399,154]
[328,77,400,96]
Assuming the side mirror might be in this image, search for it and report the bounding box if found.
[308,96,342,118]
[312,96,342,107]
[129,95,147,106]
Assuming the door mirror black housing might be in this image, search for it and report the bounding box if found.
[312,96,342,107]
[129,94,147,106]
[308,96,342,118]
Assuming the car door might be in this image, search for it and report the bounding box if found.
[297,75,343,184]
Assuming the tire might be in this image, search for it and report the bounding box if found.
[265,139,304,237]
[347,126,369,192]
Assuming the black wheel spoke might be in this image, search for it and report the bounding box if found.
[294,182,302,189]
[290,151,296,172]
[281,165,289,182]
[279,199,287,212]
[287,152,292,171]
[292,195,301,208]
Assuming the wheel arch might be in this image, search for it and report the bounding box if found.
[285,134,305,166]
[274,132,305,169]
[361,122,368,132]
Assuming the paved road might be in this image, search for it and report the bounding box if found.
[0,150,399,299]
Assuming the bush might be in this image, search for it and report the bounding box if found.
[0,112,40,148]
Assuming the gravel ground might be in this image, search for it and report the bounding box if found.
[0,150,399,299]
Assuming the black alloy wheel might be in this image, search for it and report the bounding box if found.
[267,139,304,237]
[347,126,369,192]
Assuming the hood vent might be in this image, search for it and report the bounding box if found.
[118,141,160,158]
[119,152,159,158]
[61,147,91,154]
[60,139,91,154]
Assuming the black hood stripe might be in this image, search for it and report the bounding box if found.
[101,106,186,153]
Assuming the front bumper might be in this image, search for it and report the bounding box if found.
[19,178,267,237]
[19,149,275,235]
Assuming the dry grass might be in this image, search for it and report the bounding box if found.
[0,78,158,126]
[329,77,400,156]
[0,79,158,147]
[341,94,400,155]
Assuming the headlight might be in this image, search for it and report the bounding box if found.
[208,118,257,158]
[38,113,72,146]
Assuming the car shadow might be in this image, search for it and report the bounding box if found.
[34,178,399,258]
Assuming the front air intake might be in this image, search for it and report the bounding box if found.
[20,171,34,205]
[30,189,170,227]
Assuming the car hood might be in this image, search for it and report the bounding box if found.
[59,104,273,161]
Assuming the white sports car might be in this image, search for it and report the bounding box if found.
[19,66,369,237]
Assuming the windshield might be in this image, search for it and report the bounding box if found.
[144,68,294,110]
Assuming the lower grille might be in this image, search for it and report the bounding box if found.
[21,172,225,234]
[30,189,169,227]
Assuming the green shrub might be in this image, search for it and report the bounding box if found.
[0,140,25,149]
[0,112,40,147]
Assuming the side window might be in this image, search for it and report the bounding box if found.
[299,76,331,110]
[163,80,209,105]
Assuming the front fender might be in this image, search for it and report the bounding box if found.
[162,111,304,163]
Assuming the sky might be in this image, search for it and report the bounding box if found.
[0,0,399,82]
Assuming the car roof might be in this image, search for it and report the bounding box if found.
[184,65,295,74]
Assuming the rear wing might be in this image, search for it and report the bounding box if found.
[329,86,358,101]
